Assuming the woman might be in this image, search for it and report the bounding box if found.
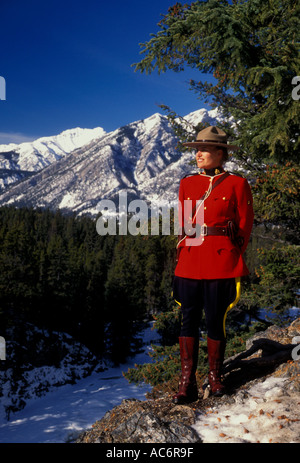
[173,126,254,404]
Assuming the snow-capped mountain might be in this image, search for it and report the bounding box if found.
[0,127,106,190]
[0,108,228,216]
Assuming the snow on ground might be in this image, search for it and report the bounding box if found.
[193,376,300,444]
[0,325,158,443]
[1,320,299,444]
[0,367,151,444]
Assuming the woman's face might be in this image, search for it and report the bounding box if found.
[195,145,223,170]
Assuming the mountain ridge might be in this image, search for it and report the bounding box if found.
[0,126,106,190]
[0,108,232,216]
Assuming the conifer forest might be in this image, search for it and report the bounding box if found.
[0,206,178,364]
[0,156,299,379]
[0,0,299,387]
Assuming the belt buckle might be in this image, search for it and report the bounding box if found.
[201,224,207,236]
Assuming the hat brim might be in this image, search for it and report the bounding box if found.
[182,141,239,151]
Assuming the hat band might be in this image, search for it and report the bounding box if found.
[197,139,227,144]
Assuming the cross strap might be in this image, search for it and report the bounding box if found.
[190,171,230,219]
[177,172,230,250]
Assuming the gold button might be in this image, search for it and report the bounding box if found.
[223,197,226,200]
[247,200,251,205]
[204,206,207,210]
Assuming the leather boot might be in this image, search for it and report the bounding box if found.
[173,337,199,404]
[207,337,226,396]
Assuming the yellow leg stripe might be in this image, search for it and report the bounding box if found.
[223,277,241,338]
[171,290,182,307]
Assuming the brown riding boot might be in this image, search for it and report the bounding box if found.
[173,337,199,404]
[207,337,226,396]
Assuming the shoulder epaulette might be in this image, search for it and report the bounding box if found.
[181,172,199,179]
[228,171,244,178]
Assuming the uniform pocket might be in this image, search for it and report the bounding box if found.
[216,246,240,272]
[213,196,232,216]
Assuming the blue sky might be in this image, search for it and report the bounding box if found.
[0,0,211,144]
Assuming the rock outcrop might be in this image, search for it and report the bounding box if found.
[76,399,201,443]
[76,318,300,444]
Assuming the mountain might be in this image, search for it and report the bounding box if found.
[0,127,106,190]
[0,108,229,216]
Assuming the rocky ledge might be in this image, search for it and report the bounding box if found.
[76,318,300,444]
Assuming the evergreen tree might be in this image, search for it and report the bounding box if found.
[239,162,300,323]
[134,0,300,162]
[143,236,164,314]
[104,236,147,363]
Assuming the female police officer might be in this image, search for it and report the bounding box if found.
[173,126,254,404]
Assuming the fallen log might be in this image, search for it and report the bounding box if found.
[223,338,295,374]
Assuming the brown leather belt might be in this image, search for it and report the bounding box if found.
[201,225,229,236]
[184,224,230,237]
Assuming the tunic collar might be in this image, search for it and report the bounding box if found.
[200,167,225,177]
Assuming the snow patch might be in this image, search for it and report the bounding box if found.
[0,323,160,443]
[59,192,79,209]
[193,376,300,443]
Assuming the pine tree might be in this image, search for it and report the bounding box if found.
[104,236,144,363]
[134,0,300,162]
[239,162,300,323]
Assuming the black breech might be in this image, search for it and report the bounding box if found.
[173,276,239,341]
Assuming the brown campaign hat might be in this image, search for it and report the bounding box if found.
[183,126,239,151]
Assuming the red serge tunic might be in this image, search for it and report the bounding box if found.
[175,171,254,280]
